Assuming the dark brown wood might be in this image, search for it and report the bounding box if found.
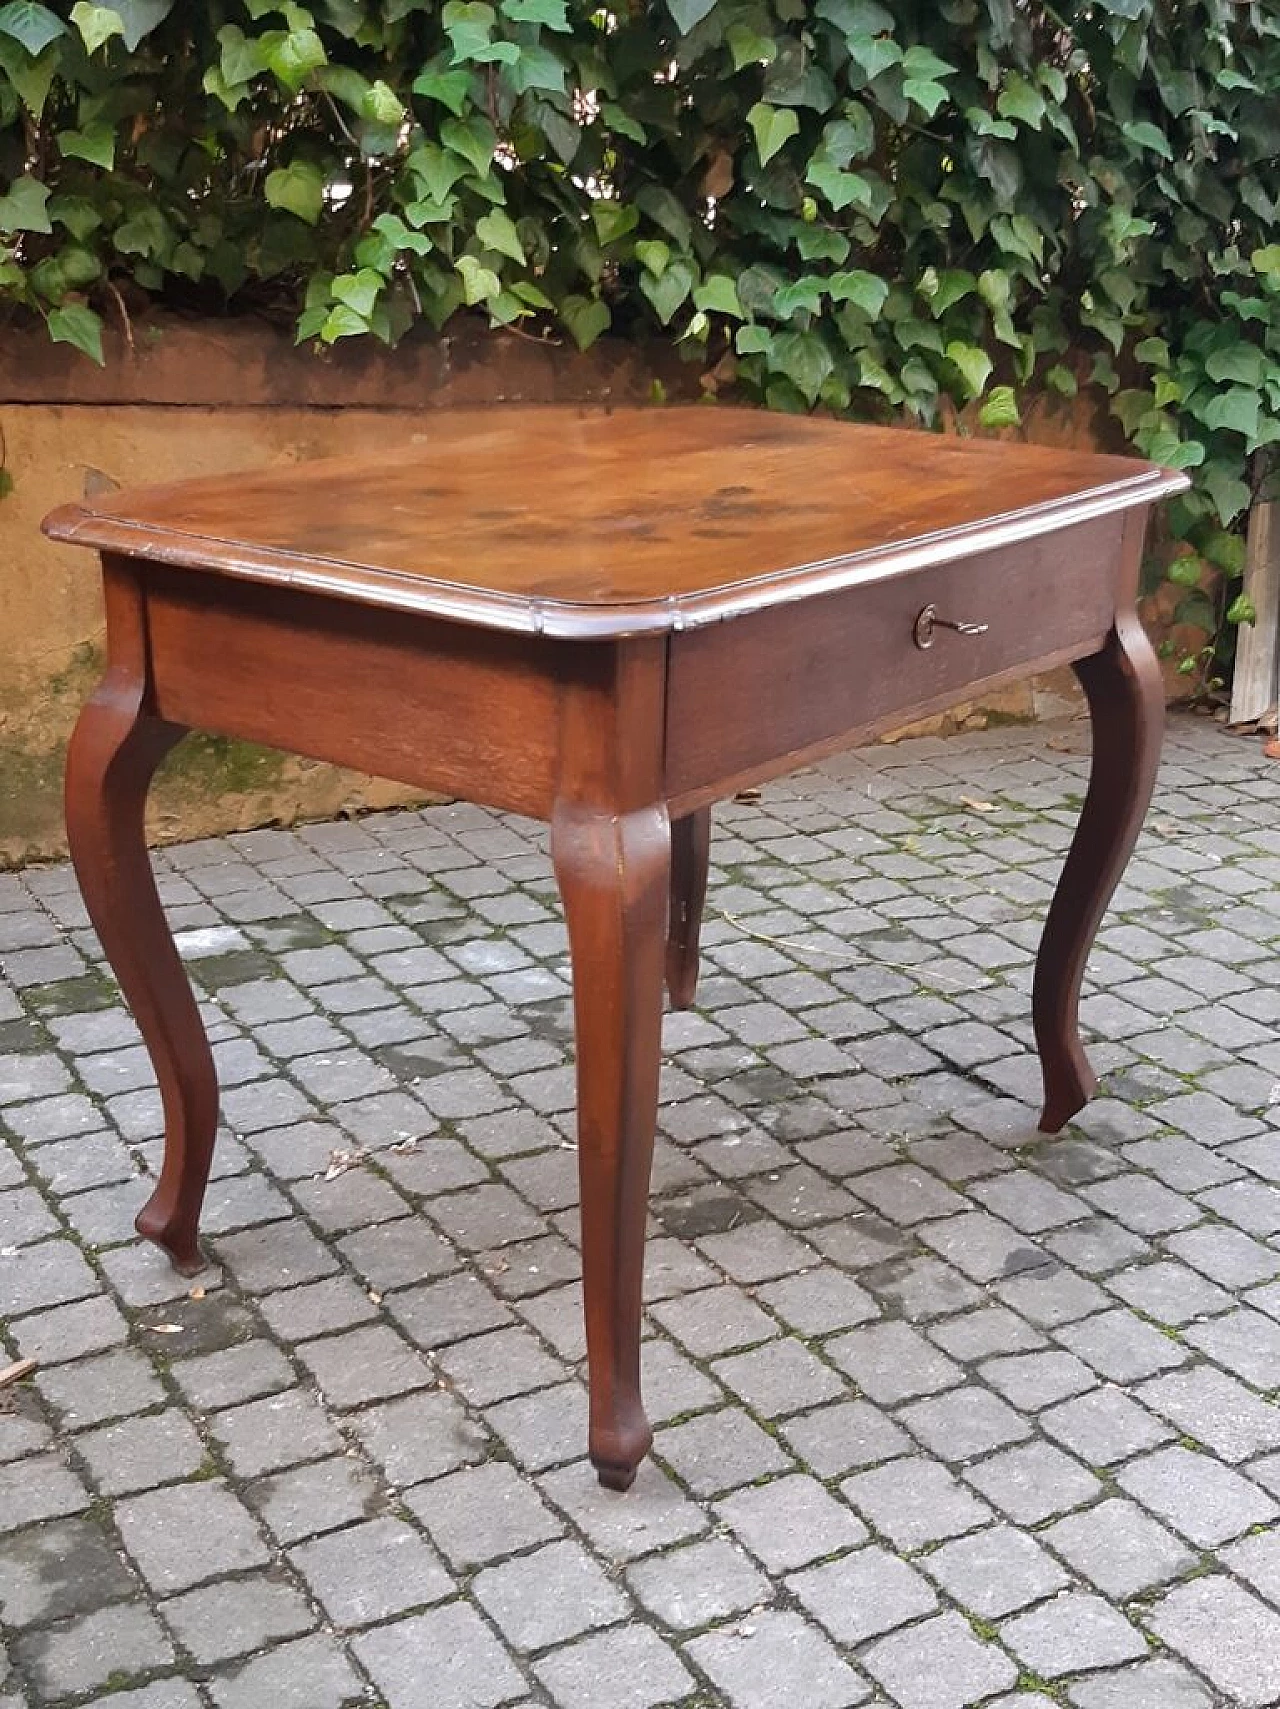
[44,406,1183,638]
[63,558,217,1274]
[552,641,668,1489]
[1034,515,1166,1132]
[664,517,1118,807]
[143,567,562,818]
[46,407,1189,1492]
[667,809,711,1010]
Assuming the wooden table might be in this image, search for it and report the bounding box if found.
[45,406,1185,1490]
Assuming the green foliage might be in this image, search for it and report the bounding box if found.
[0,1,1277,673]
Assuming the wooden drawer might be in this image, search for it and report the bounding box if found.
[664,514,1121,808]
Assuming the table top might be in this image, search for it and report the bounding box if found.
[44,406,1186,638]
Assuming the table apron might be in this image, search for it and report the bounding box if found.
[141,567,573,820]
[663,516,1122,809]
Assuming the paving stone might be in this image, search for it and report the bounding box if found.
[1039,1385,1175,1466]
[841,1458,993,1550]
[1116,1444,1277,1547]
[922,1523,1068,1618]
[171,1336,293,1412]
[406,1459,562,1568]
[898,1384,1032,1461]
[1040,1498,1195,1597]
[655,1407,790,1498]
[0,1453,88,1531]
[780,1397,911,1479]
[114,1481,270,1594]
[291,1514,451,1626]
[628,1536,768,1629]
[1002,1590,1147,1678]
[36,1346,167,1430]
[473,1537,628,1652]
[209,1632,365,1709]
[356,1602,529,1709]
[825,1320,963,1405]
[0,1239,98,1317]
[75,1410,208,1496]
[295,1323,435,1407]
[790,1544,937,1643]
[1066,1658,1215,1709]
[436,1324,562,1406]
[384,1271,514,1349]
[1147,1576,1280,1708]
[539,1456,707,1562]
[715,1473,866,1572]
[1138,1363,1280,1462]
[1055,1307,1189,1382]
[754,1267,879,1334]
[963,1440,1101,1525]
[648,1285,779,1359]
[245,1453,385,1546]
[161,1570,317,1664]
[862,1610,1017,1709]
[14,1600,173,1700]
[1183,1305,1280,1387]
[711,1336,845,1417]
[685,1609,868,1709]
[80,1685,203,1709]
[9,1294,129,1367]
[0,1516,136,1627]
[210,1387,343,1477]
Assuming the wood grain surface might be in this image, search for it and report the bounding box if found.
[43,406,1183,637]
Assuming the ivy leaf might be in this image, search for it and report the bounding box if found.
[500,0,569,25]
[828,269,888,315]
[1252,245,1280,276]
[590,200,639,247]
[331,268,383,318]
[1204,344,1266,387]
[320,304,370,343]
[1122,120,1174,160]
[667,0,716,34]
[70,2,122,54]
[507,43,565,95]
[901,45,955,83]
[560,293,610,349]
[0,174,51,233]
[747,102,798,166]
[1201,464,1252,526]
[48,302,105,365]
[726,24,775,70]
[265,26,327,91]
[640,258,693,324]
[771,329,833,405]
[60,121,116,168]
[978,385,1021,429]
[1166,553,1203,587]
[0,1,64,54]
[442,0,496,61]
[845,33,901,80]
[903,76,949,118]
[1226,593,1257,626]
[361,79,405,126]
[106,0,173,50]
[456,253,501,304]
[997,73,1045,128]
[805,161,870,210]
[635,240,670,277]
[476,207,525,263]
[693,274,743,317]
[264,160,326,224]
[441,114,496,179]
[411,59,473,114]
[945,341,993,397]
[1201,388,1261,440]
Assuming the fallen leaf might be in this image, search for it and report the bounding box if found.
[324,1147,368,1181]
[960,796,997,813]
[1264,738,1280,760]
[188,1285,206,1301]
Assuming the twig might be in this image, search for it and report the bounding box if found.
[104,278,135,355]
[0,1358,37,1391]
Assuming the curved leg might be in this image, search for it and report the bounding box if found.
[1034,610,1163,1133]
[65,584,217,1273]
[553,798,669,1490]
[667,807,710,1011]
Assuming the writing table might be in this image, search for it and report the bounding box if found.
[44,405,1186,1489]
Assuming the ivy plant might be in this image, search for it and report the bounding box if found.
[0,1,1277,682]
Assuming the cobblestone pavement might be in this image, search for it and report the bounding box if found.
[1,710,1278,1709]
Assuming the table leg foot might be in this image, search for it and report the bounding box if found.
[554,798,668,1494]
[65,651,219,1274]
[667,808,710,1011]
[1034,611,1163,1134]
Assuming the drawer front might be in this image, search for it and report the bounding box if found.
[665,514,1122,805]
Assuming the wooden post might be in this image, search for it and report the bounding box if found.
[1230,502,1280,728]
